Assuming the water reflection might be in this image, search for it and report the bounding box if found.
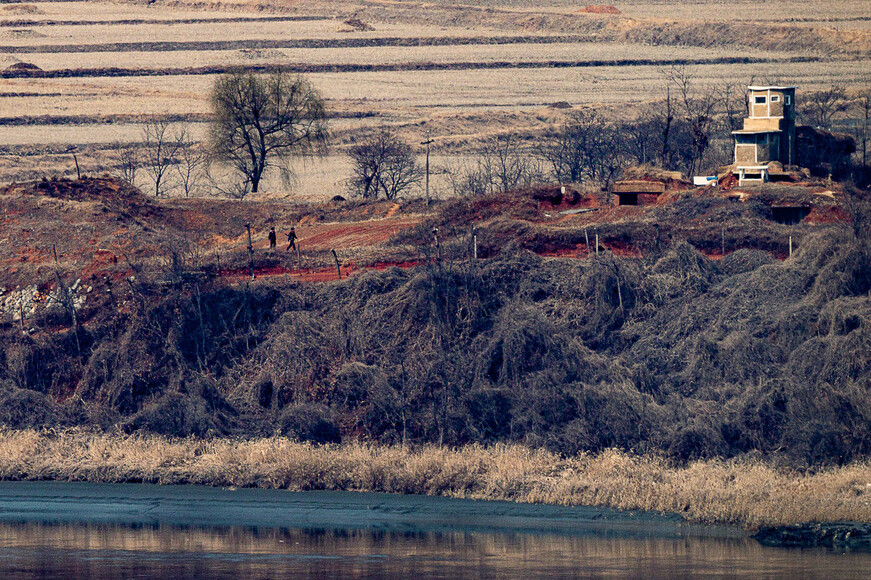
[1,522,870,579]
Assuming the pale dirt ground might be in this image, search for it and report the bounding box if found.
[4,58,868,123]
[0,42,799,72]
[2,0,870,198]
[383,0,871,22]
[0,1,276,22]
[610,0,871,23]
[0,19,497,47]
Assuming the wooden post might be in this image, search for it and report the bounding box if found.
[433,228,441,262]
[789,235,793,257]
[421,133,434,206]
[585,228,590,255]
[245,223,255,280]
[595,231,599,256]
[331,249,341,279]
[105,276,114,308]
[73,154,81,180]
[472,227,478,260]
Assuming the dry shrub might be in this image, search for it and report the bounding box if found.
[719,248,775,276]
[1,214,870,466]
[0,382,58,429]
[278,403,341,444]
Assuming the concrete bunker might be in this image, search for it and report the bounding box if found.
[771,205,811,225]
[611,180,665,206]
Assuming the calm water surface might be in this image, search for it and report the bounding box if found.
[3,521,871,578]
[0,483,868,578]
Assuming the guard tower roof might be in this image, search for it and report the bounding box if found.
[748,86,798,91]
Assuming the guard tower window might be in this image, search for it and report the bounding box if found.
[771,95,780,102]
[755,96,767,104]
[785,95,792,105]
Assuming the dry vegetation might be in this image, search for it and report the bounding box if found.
[0,183,868,473]
[1,428,869,530]
[1,0,870,535]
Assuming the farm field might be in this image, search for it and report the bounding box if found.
[1,0,870,197]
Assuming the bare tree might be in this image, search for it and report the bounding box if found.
[485,134,543,193]
[663,66,717,177]
[209,71,328,196]
[142,119,182,197]
[173,125,206,197]
[719,80,746,134]
[659,85,675,168]
[348,128,422,200]
[444,157,493,197]
[540,110,626,188]
[802,85,851,130]
[852,86,871,167]
[445,135,542,196]
[112,142,140,187]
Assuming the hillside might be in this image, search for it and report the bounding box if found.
[0,177,868,465]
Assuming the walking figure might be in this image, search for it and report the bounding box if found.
[286,227,297,252]
[268,227,277,249]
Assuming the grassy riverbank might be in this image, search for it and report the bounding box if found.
[1,428,869,530]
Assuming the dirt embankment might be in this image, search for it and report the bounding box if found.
[354,1,871,56]
[1,54,818,80]
[106,0,871,56]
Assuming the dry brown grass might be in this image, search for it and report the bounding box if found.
[1,428,869,530]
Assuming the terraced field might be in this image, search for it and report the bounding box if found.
[1,0,870,197]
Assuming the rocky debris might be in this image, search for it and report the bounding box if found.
[1,280,86,323]
[753,523,871,550]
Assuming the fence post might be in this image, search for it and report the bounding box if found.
[433,228,441,262]
[331,249,341,279]
[245,224,255,280]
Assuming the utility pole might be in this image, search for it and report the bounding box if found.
[421,132,434,206]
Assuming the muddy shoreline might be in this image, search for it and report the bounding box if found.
[0,480,740,541]
[6,479,870,550]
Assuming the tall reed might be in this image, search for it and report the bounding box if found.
[1,428,869,529]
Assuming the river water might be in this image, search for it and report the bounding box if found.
[0,481,868,578]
